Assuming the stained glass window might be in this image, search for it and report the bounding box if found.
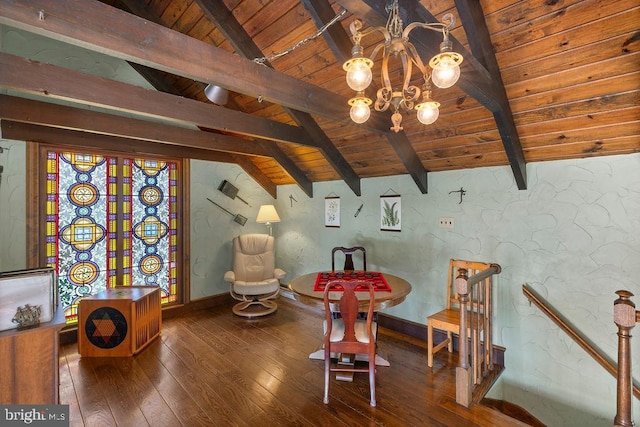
[46,151,179,323]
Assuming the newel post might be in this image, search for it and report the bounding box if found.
[455,268,471,407]
[613,290,637,427]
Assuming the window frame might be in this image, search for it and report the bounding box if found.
[26,143,190,316]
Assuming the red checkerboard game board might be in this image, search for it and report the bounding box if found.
[313,271,392,292]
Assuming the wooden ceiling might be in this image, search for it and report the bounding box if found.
[0,0,638,197]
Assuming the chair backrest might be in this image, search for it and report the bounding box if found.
[331,246,366,271]
[446,259,493,311]
[232,234,275,282]
[323,279,375,352]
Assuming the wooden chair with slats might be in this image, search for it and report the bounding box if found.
[427,259,493,378]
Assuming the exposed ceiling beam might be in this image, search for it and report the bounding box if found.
[0,0,392,134]
[0,95,272,157]
[0,120,232,163]
[195,0,350,196]
[301,0,353,64]
[0,54,308,145]
[126,59,313,197]
[2,118,279,197]
[0,53,314,146]
[454,0,527,190]
[115,0,311,197]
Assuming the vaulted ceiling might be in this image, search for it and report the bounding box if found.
[0,0,638,198]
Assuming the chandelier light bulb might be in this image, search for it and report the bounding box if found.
[430,54,461,89]
[345,59,373,92]
[416,102,440,125]
[350,99,371,124]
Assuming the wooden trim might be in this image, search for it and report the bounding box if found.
[180,159,191,305]
[25,143,41,268]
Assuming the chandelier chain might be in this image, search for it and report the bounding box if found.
[253,9,347,66]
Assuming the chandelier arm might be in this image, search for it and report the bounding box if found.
[350,20,391,45]
[367,43,386,64]
[402,21,446,39]
[401,53,413,98]
[402,13,456,39]
[380,48,393,94]
[404,41,429,77]
[440,13,457,30]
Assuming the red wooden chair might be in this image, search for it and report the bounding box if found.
[323,279,377,407]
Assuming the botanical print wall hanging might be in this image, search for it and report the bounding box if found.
[380,195,401,231]
[325,196,340,227]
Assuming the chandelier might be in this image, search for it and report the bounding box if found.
[343,0,463,132]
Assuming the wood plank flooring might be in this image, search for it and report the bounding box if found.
[59,297,527,426]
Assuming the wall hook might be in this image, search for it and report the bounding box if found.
[449,187,466,204]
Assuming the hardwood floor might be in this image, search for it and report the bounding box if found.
[59,297,527,426]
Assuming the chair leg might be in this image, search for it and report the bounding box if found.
[447,331,453,353]
[369,354,376,407]
[323,348,330,404]
[427,323,434,368]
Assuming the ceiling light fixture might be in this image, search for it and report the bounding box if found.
[204,84,229,105]
[343,0,463,132]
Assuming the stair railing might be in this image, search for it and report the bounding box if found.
[522,285,639,426]
[455,263,501,407]
[614,290,638,427]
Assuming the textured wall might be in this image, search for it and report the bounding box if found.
[267,154,640,426]
[189,160,283,299]
[0,139,26,272]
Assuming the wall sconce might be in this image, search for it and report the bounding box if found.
[256,205,280,236]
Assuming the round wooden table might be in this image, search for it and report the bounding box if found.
[288,271,412,312]
[288,271,412,370]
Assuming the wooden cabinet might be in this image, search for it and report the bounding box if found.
[78,286,162,357]
[0,308,66,404]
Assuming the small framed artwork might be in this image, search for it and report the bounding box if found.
[380,195,401,231]
[325,197,340,227]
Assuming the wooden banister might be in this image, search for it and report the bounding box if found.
[522,284,640,402]
[614,290,638,427]
[456,263,501,407]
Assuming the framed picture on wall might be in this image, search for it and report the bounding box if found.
[380,195,401,231]
[325,197,340,227]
